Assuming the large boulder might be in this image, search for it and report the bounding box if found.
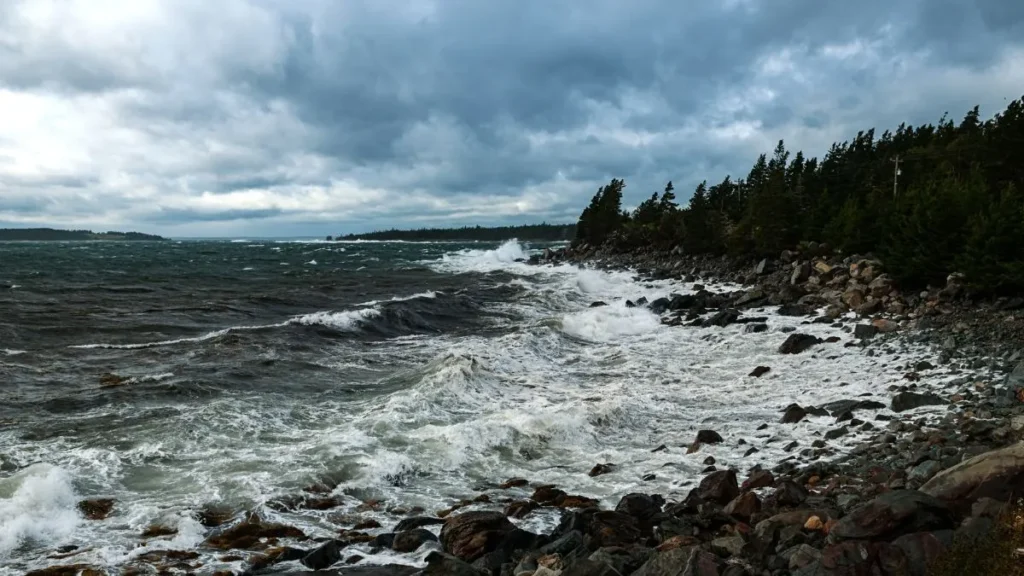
[204,518,306,550]
[439,511,515,562]
[920,442,1024,508]
[696,470,740,505]
[891,392,946,413]
[781,404,807,424]
[829,490,954,542]
[632,546,720,576]
[791,262,811,285]
[422,552,488,575]
[779,333,822,354]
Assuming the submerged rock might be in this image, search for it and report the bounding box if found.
[77,499,115,520]
[779,333,821,354]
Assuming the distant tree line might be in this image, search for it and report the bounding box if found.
[338,223,575,242]
[574,96,1024,295]
[0,228,165,241]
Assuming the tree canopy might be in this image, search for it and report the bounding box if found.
[574,96,1024,294]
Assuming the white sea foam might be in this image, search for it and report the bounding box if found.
[357,291,439,307]
[0,464,80,557]
[289,308,381,330]
[1,349,26,356]
[430,239,532,273]
[307,259,318,265]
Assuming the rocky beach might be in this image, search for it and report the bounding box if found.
[20,241,1024,576]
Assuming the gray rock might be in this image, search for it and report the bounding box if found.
[908,460,943,484]
[891,392,946,412]
[830,490,954,542]
[778,333,822,354]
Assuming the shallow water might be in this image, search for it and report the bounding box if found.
[0,239,939,574]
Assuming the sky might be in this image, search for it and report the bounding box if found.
[1,0,1023,237]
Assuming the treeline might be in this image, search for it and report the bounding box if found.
[0,228,165,241]
[338,223,575,242]
[575,96,1024,294]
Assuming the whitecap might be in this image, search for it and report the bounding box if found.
[0,464,80,557]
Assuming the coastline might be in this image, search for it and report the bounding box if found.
[25,243,1024,576]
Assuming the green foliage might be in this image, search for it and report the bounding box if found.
[570,95,1024,294]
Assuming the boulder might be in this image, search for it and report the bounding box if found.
[841,289,865,309]
[394,516,446,532]
[771,480,808,507]
[778,304,813,317]
[749,366,771,378]
[633,546,720,576]
[723,492,760,522]
[872,318,899,333]
[696,430,724,444]
[855,299,883,316]
[588,547,656,576]
[649,298,672,315]
[561,559,622,576]
[755,259,771,275]
[392,528,439,552]
[703,310,740,328]
[734,289,766,307]
[891,531,953,576]
[697,470,740,505]
[590,463,615,477]
[615,493,665,525]
[744,323,768,334]
[439,511,515,562]
[791,262,811,285]
[204,518,306,550]
[781,404,808,424]
[920,442,1024,507]
[869,274,895,298]
[301,540,345,570]
[422,552,488,576]
[742,470,775,491]
[587,511,643,548]
[778,333,821,354]
[829,490,954,542]
[77,499,115,520]
[891,392,946,413]
[853,324,878,339]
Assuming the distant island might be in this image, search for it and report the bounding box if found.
[0,228,166,241]
[335,223,575,242]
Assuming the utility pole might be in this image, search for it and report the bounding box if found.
[892,155,901,199]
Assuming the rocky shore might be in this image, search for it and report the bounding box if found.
[34,244,1024,576]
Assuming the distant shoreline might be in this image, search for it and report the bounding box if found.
[0,228,166,242]
[335,223,575,242]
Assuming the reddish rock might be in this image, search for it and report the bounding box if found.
[141,524,178,538]
[742,469,775,491]
[352,519,381,530]
[439,511,515,562]
[830,490,954,542]
[559,495,600,509]
[723,492,761,522]
[531,485,567,504]
[77,499,115,520]
[504,500,539,518]
[204,518,306,550]
[587,511,642,548]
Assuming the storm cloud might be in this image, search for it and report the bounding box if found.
[1,0,1022,236]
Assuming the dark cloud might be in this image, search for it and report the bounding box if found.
[0,0,1021,235]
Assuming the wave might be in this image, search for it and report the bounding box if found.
[0,464,80,557]
[429,239,532,274]
[289,308,381,331]
[560,304,663,342]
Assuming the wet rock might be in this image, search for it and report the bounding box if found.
[392,528,439,553]
[781,404,807,424]
[748,366,771,378]
[499,477,528,489]
[703,309,740,328]
[824,426,849,440]
[531,485,568,504]
[615,493,665,526]
[590,301,608,308]
[744,323,768,334]
[205,518,307,550]
[791,262,811,285]
[741,470,775,491]
[696,430,724,444]
[25,565,104,576]
[197,504,236,527]
[779,333,821,354]
[77,498,115,520]
[908,460,943,484]
[505,500,539,519]
[829,490,954,542]
[854,324,878,339]
[141,524,177,538]
[588,546,655,575]
[778,304,814,316]
[99,373,127,388]
[588,511,643,548]
[696,470,740,505]
[302,539,345,570]
[440,511,515,562]
[891,392,946,412]
[771,480,808,507]
[422,551,488,575]
[891,531,953,576]
[394,516,446,532]
[787,544,822,571]
[649,298,672,315]
[590,463,616,477]
[920,442,1024,509]
[872,318,899,333]
[723,492,760,522]
[539,530,584,556]
[711,534,745,558]
[633,546,719,576]
[559,495,601,509]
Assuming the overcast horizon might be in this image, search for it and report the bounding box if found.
[2,0,1023,237]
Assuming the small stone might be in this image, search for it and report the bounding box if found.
[749,366,771,378]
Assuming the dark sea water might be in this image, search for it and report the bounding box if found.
[0,239,923,574]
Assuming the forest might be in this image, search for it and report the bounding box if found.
[338,223,575,242]
[0,228,165,241]
[574,96,1024,294]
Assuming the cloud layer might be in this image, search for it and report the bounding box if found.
[1,0,1022,236]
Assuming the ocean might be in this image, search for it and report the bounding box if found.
[0,239,919,574]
